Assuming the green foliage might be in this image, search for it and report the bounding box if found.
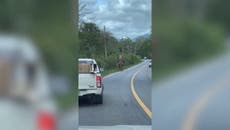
[136,39,152,59]
[95,54,141,70]
[79,22,142,71]
[206,0,230,32]
[124,54,141,65]
[154,19,224,69]
[103,55,118,69]
[79,22,103,57]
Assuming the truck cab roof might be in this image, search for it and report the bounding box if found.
[78,58,97,64]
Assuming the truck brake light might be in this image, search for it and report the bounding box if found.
[96,76,102,88]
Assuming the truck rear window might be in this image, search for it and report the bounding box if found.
[79,60,94,73]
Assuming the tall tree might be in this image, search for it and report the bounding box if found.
[79,22,103,57]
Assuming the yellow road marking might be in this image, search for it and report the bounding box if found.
[130,66,152,119]
[181,78,229,130]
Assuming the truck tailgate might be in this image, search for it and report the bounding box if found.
[79,73,96,90]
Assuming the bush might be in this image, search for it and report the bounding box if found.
[104,55,118,69]
[124,54,141,65]
[95,54,141,70]
[95,55,117,70]
[155,19,224,66]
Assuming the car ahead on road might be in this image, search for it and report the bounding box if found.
[148,60,152,67]
[0,35,57,130]
[78,58,103,104]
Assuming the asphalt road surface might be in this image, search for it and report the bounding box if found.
[79,61,152,126]
[152,51,230,130]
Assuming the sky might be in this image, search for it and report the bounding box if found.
[80,0,151,39]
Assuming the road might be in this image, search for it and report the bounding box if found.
[152,51,230,130]
[58,61,152,130]
[79,61,152,126]
[58,51,230,130]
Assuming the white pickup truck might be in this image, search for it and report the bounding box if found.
[78,58,103,104]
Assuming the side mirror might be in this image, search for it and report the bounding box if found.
[100,68,104,72]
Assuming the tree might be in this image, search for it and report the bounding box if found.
[79,22,103,57]
[136,39,152,58]
[119,37,134,54]
[103,31,118,56]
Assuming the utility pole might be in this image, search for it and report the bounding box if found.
[134,42,136,55]
[104,26,108,58]
[121,37,124,55]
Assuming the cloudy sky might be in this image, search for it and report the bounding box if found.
[80,0,151,39]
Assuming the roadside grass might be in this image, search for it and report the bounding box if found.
[101,61,141,77]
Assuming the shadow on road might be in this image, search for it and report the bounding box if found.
[79,97,101,107]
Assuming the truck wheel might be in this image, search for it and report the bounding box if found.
[97,94,103,104]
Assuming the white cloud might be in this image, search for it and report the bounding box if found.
[80,0,151,39]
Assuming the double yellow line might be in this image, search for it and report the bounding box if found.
[130,66,152,119]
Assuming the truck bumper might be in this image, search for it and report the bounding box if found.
[78,88,103,97]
